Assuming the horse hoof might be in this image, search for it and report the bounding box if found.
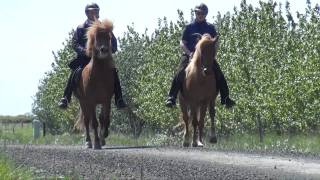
[209,137,217,144]
[104,130,109,138]
[192,143,198,147]
[85,141,92,149]
[183,142,190,147]
[101,139,106,146]
[192,141,204,147]
[93,144,102,150]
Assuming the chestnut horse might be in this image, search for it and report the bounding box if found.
[74,19,115,149]
[179,33,219,147]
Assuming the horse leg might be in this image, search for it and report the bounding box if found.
[191,108,201,147]
[198,103,207,146]
[98,105,106,146]
[209,101,217,143]
[180,101,190,147]
[91,106,101,150]
[103,100,111,139]
[79,104,92,149]
[99,102,111,146]
[83,113,92,149]
[182,111,191,147]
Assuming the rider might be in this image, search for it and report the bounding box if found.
[58,3,127,109]
[165,3,236,108]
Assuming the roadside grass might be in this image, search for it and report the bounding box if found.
[0,123,33,144]
[1,123,319,155]
[205,132,320,155]
[0,153,33,179]
[0,151,80,180]
[1,123,319,179]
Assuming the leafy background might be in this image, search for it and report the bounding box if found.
[32,0,319,136]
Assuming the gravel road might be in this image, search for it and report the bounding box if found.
[1,144,320,179]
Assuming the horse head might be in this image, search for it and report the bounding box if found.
[86,19,114,60]
[193,33,218,75]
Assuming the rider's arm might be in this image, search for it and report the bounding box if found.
[111,32,117,53]
[211,24,218,38]
[180,40,191,56]
[72,26,87,57]
[180,25,192,56]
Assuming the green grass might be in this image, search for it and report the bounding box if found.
[0,153,33,179]
[0,123,33,144]
[0,152,79,179]
[104,133,150,146]
[1,123,320,155]
[1,124,320,179]
[204,132,320,155]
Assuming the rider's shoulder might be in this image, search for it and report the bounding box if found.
[187,21,196,26]
[76,23,86,30]
[185,21,196,30]
[207,22,216,27]
[76,20,89,30]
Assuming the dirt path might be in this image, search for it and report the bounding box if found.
[1,144,319,179]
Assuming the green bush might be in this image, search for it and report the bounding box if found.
[32,1,320,135]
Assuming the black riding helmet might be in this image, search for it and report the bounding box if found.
[194,3,208,15]
[85,3,100,14]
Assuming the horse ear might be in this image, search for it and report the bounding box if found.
[212,35,219,42]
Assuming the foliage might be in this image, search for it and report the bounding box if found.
[0,153,33,179]
[0,123,33,144]
[32,1,320,135]
[0,114,33,123]
[115,10,186,130]
[215,0,320,134]
[32,31,79,134]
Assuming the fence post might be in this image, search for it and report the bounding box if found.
[43,122,46,137]
[32,119,41,139]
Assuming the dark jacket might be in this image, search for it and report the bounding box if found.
[182,20,218,53]
[68,19,118,69]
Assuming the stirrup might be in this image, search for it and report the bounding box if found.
[165,97,176,108]
[115,99,127,109]
[58,98,68,109]
[222,97,235,109]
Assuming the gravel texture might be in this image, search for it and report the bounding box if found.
[1,144,320,179]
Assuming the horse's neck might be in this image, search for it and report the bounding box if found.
[89,57,114,77]
[92,56,114,69]
[191,50,202,69]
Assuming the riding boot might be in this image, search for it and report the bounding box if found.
[113,68,127,109]
[58,71,75,109]
[165,75,182,107]
[165,54,190,108]
[213,61,236,108]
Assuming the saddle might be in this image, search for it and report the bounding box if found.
[68,55,90,70]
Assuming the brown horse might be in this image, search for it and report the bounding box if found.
[179,33,219,147]
[74,19,115,149]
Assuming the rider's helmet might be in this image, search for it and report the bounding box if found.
[85,3,100,15]
[194,3,208,15]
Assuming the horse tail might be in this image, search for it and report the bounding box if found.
[74,109,85,130]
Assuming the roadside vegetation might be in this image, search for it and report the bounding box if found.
[2,0,318,155]
[2,1,319,178]
[0,153,33,179]
[1,122,320,156]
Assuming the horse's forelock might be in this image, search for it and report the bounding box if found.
[87,19,113,39]
[193,34,218,65]
[197,34,217,51]
[86,19,113,57]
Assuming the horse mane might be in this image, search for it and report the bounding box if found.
[86,19,114,57]
[192,33,218,66]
